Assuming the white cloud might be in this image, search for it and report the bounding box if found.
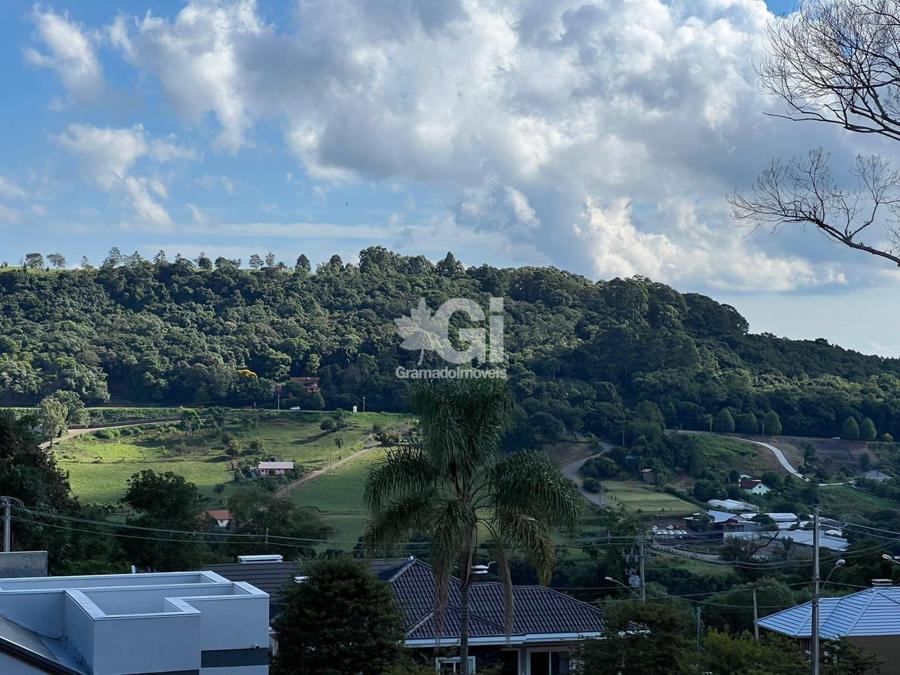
[0,204,22,224]
[25,7,105,105]
[187,203,208,224]
[90,0,888,289]
[110,1,262,151]
[0,177,27,200]
[574,198,845,292]
[196,174,236,193]
[57,124,195,227]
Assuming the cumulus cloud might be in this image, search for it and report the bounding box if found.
[57,124,196,227]
[109,1,262,151]
[57,0,879,289]
[25,7,105,105]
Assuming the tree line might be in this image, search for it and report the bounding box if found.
[3,246,900,442]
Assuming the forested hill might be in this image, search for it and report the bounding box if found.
[2,246,899,441]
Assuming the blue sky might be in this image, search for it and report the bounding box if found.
[1,0,898,356]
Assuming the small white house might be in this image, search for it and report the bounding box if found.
[257,461,294,476]
[205,509,233,528]
[739,477,771,495]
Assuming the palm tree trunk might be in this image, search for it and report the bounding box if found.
[459,573,471,675]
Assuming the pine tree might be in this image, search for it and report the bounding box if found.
[840,416,860,441]
[713,409,735,433]
[860,417,877,442]
[761,410,782,436]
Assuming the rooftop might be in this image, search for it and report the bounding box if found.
[759,585,900,638]
[377,558,606,646]
[0,570,269,674]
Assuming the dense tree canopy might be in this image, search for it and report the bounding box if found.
[272,558,406,675]
[3,247,900,441]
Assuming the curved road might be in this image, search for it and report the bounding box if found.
[740,438,805,480]
[677,430,806,481]
[561,442,612,507]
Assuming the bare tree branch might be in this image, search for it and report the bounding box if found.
[735,1,900,265]
[730,149,900,266]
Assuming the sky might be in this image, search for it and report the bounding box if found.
[1,0,899,356]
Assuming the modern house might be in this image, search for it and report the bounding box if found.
[0,570,269,674]
[256,461,294,476]
[758,581,900,669]
[208,554,606,674]
[374,557,605,675]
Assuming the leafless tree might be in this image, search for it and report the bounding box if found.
[732,149,900,264]
[732,0,900,266]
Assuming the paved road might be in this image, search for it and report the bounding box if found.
[561,442,612,507]
[677,430,806,481]
[739,439,805,480]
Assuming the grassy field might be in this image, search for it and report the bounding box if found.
[689,434,784,477]
[289,447,391,548]
[819,484,899,520]
[601,481,697,516]
[55,411,409,505]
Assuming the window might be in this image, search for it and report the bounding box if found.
[528,649,570,675]
[435,656,476,673]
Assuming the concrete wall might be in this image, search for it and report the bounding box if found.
[92,613,202,675]
[186,593,269,651]
[0,552,47,579]
[0,590,66,636]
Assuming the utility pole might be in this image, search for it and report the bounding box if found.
[753,587,759,641]
[0,497,23,553]
[811,506,820,675]
[2,498,10,553]
[361,395,366,413]
[638,536,646,605]
[696,605,702,658]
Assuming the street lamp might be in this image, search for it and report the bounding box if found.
[823,559,845,585]
[882,553,900,564]
[604,576,641,599]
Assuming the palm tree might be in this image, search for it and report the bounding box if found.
[364,379,582,675]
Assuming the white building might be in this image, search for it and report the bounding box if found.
[257,461,294,476]
[0,570,269,674]
[707,498,759,513]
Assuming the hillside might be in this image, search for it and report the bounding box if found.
[3,247,900,446]
[55,410,407,504]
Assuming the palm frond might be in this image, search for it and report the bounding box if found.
[364,492,435,556]
[364,445,434,511]
[489,451,582,531]
[492,511,557,585]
